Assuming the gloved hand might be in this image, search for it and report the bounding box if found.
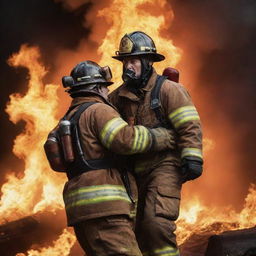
[181,156,203,182]
[149,127,176,152]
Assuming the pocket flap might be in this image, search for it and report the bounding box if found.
[157,186,180,199]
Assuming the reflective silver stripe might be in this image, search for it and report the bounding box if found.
[140,46,156,52]
[130,125,150,154]
[168,106,200,129]
[100,117,127,148]
[143,246,180,256]
[64,185,130,210]
[77,74,102,81]
[181,147,203,160]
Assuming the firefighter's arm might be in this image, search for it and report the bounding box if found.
[161,81,203,181]
[93,103,175,155]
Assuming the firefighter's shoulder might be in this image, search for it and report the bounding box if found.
[160,79,193,111]
[83,102,123,139]
[161,79,190,98]
[90,102,121,124]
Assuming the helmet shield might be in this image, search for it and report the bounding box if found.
[112,31,165,62]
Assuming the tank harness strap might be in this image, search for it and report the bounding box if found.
[67,102,115,180]
[150,75,170,128]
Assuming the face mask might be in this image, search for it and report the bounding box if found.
[122,58,153,91]
[122,68,138,82]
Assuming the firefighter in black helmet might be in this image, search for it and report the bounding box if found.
[113,31,164,91]
[110,31,203,256]
[62,60,113,97]
[45,60,178,256]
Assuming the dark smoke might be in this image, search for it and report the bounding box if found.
[169,0,256,207]
[0,0,255,212]
[0,0,255,254]
[0,0,90,187]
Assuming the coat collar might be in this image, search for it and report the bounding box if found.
[70,93,113,108]
[118,68,158,101]
[70,92,118,114]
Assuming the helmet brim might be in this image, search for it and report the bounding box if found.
[112,52,165,62]
[68,81,113,96]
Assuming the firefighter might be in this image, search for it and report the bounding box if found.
[49,60,176,256]
[109,31,203,256]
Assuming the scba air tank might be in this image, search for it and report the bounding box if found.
[58,120,75,163]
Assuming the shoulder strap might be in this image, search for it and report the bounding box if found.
[69,102,114,173]
[69,102,97,123]
[150,75,169,127]
[69,101,97,159]
[151,75,167,110]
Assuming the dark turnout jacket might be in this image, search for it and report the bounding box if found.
[109,68,203,175]
[62,94,158,225]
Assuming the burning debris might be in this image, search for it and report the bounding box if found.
[179,224,256,256]
[205,226,256,256]
[0,216,38,256]
[0,210,76,256]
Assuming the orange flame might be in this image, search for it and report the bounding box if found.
[1,45,65,222]
[1,0,255,255]
[16,228,76,256]
[98,0,182,87]
[177,184,256,244]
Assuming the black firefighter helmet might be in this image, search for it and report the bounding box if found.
[62,61,113,97]
[112,31,165,62]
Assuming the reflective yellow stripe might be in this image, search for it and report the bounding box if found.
[143,246,180,256]
[64,185,127,199]
[131,125,150,153]
[181,147,203,160]
[168,106,200,129]
[169,106,196,120]
[100,117,127,148]
[174,115,200,128]
[131,126,140,153]
[64,185,130,210]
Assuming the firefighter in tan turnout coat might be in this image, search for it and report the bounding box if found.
[110,31,203,256]
[45,61,176,256]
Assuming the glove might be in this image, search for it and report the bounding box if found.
[149,127,176,152]
[181,156,203,182]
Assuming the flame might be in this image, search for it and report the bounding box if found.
[16,228,76,256]
[98,0,182,87]
[1,0,255,255]
[1,0,181,223]
[0,45,65,222]
[177,184,256,245]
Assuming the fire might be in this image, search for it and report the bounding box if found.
[1,0,255,255]
[97,0,182,87]
[1,45,65,222]
[1,0,181,222]
[16,228,76,256]
[176,184,256,245]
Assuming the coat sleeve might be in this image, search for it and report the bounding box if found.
[161,80,203,161]
[92,103,152,155]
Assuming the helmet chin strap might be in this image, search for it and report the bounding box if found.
[122,57,152,93]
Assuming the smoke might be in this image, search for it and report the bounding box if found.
[53,0,256,210]
[169,0,256,208]
[1,0,255,209]
[0,0,88,186]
